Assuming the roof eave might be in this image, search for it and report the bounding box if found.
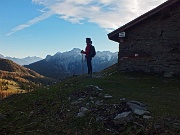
[108,0,179,43]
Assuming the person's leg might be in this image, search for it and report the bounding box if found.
[87,57,92,75]
[89,57,92,75]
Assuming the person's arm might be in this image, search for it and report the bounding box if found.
[81,45,90,55]
[84,45,90,55]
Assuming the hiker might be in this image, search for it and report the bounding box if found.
[81,38,95,77]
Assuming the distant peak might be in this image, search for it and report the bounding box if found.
[72,48,81,51]
[71,48,81,52]
[0,54,4,58]
[55,52,61,55]
[45,55,52,60]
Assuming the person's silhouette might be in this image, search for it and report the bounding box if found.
[81,38,93,77]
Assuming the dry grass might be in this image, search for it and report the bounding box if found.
[0,90,25,99]
[0,80,26,99]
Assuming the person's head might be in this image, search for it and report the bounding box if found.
[86,38,92,44]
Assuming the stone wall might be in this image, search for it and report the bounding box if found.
[118,4,180,76]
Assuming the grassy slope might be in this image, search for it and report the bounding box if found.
[0,79,26,98]
[0,65,179,134]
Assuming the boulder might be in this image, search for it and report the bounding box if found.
[86,85,102,91]
[143,115,153,119]
[71,101,82,105]
[80,107,89,113]
[133,109,150,115]
[163,71,174,77]
[114,111,133,124]
[127,101,147,111]
[77,112,85,117]
[104,94,113,99]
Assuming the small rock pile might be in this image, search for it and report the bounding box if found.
[68,85,153,133]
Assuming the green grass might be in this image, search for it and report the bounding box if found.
[0,67,180,134]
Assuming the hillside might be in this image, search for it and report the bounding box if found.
[0,58,56,98]
[0,58,38,74]
[0,64,179,134]
[25,48,118,80]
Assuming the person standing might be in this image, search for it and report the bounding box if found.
[81,38,93,77]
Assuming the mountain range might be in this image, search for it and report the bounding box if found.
[25,48,118,80]
[0,54,42,65]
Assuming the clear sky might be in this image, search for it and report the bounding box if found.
[0,0,167,58]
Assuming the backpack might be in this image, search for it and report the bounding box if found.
[90,45,96,57]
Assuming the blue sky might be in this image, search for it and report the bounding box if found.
[0,0,166,58]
